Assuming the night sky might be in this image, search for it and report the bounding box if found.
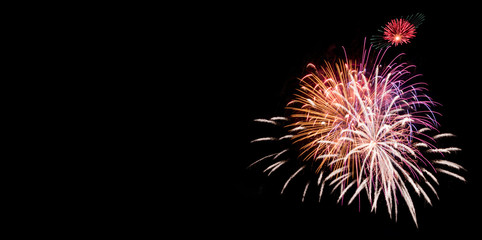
[197,3,481,238]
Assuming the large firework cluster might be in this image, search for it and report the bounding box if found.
[250,14,465,227]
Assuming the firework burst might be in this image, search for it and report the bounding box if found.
[371,13,425,49]
[250,45,465,227]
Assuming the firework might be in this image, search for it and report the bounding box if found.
[371,13,425,48]
[250,45,465,227]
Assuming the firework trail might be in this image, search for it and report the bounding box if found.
[371,13,425,49]
[250,44,465,227]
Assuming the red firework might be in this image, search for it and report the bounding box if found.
[371,13,425,49]
[383,18,416,46]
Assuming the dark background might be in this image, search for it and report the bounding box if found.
[196,3,481,238]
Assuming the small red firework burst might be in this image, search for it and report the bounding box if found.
[371,13,425,49]
[383,18,416,46]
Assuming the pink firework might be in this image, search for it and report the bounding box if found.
[383,18,416,46]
